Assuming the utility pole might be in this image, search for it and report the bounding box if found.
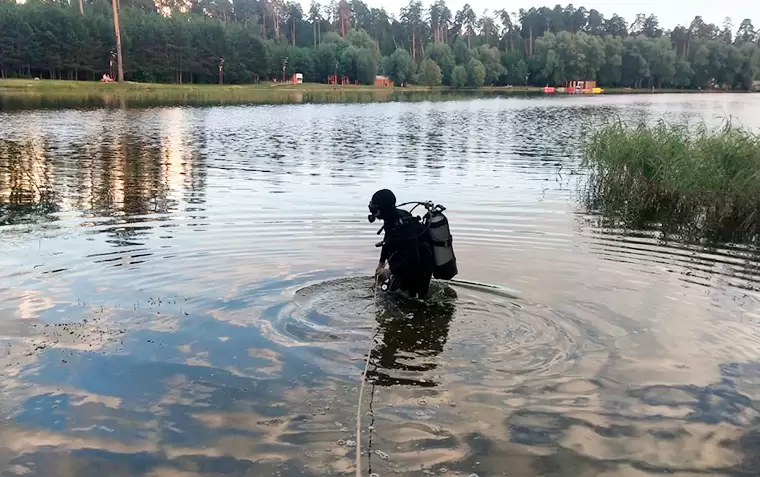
[219,57,225,85]
[111,0,124,82]
[79,0,84,15]
[109,48,116,80]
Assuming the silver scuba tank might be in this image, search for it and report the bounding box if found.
[428,207,458,280]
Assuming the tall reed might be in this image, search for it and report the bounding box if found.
[581,118,760,243]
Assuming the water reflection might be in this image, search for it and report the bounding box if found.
[0,132,205,225]
[368,285,458,388]
[0,89,543,112]
[1,94,760,476]
[0,139,59,226]
[581,173,760,247]
[502,359,760,477]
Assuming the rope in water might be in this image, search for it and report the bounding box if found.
[355,275,381,477]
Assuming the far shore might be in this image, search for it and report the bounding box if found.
[0,79,748,110]
[1,79,740,97]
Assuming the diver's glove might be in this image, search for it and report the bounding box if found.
[375,261,386,277]
[376,268,391,282]
[374,268,392,292]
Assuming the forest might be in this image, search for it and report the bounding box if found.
[1,0,759,90]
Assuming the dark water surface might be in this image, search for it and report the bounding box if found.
[1,94,760,477]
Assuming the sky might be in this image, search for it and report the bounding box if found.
[295,0,756,32]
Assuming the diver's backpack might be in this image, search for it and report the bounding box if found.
[373,202,458,281]
[427,208,458,280]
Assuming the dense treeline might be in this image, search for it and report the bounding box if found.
[1,0,759,89]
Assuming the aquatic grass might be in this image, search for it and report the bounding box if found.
[582,118,760,243]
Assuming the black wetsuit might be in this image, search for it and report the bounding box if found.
[380,208,435,299]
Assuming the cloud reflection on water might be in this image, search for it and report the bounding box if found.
[1,95,760,476]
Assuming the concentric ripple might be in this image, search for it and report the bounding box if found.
[2,95,760,476]
[444,283,580,383]
[265,276,581,391]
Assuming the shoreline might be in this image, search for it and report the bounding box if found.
[1,79,743,95]
[0,79,748,110]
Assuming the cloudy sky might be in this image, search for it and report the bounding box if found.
[296,0,755,32]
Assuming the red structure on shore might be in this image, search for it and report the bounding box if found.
[374,75,393,87]
[328,74,351,85]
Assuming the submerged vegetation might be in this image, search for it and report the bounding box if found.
[582,119,760,243]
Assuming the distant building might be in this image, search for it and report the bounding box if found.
[566,80,597,90]
[374,75,393,87]
[752,80,760,92]
[564,80,602,94]
[291,73,303,84]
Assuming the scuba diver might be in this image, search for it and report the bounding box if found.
[367,189,458,300]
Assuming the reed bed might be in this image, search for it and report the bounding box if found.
[582,118,760,243]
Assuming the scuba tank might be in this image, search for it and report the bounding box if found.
[370,200,458,281]
[426,204,458,280]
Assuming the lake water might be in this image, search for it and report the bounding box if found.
[1,93,760,477]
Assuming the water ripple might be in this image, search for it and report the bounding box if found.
[1,94,760,476]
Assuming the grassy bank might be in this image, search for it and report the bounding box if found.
[1,78,719,98]
[582,119,760,242]
[0,78,405,96]
[0,79,556,110]
[0,79,417,109]
[0,78,550,95]
[0,79,740,113]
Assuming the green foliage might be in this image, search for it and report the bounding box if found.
[419,58,443,87]
[340,46,377,84]
[382,48,415,86]
[477,45,505,85]
[512,59,529,84]
[425,42,455,85]
[0,0,758,90]
[646,37,677,87]
[466,58,486,87]
[738,42,760,89]
[354,47,378,84]
[289,47,317,83]
[582,119,760,241]
[346,28,381,66]
[451,65,468,88]
[673,60,694,88]
[318,29,382,84]
[453,38,471,66]
[314,34,348,81]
